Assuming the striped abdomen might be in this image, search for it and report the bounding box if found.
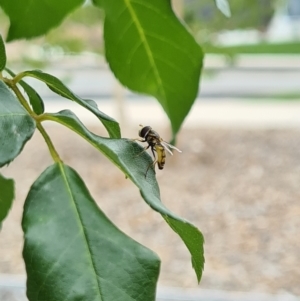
[155,144,166,170]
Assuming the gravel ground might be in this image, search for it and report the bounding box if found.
[1,125,300,296]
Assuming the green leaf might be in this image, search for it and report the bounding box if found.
[22,70,121,139]
[0,80,36,167]
[215,0,231,17]
[92,0,103,8]
[101,0,203,139]
[0,173,14,228]
[5,68,44,115]
[0,34,6,71]
[43,109,205,282]
[0,0,85,41]
[23,163,160,301]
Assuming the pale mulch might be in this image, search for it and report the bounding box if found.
[1,125,300,295]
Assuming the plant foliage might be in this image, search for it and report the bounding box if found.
[0,0,228,299]
[23,163,160,301]
[0,173,14,228]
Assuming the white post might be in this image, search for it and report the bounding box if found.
[113,80,126,128]
[172,0,184,18]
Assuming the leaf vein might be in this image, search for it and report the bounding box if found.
[153,55,192,83]
[58,163,105,300]
[116,19,134,43]
[130,0,166,19]
[123,0,167,105]
[145,32,199,66]
[35,232,82,299]
[126,40,143,65]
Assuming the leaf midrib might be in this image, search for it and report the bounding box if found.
[123,0,167,107]
[59,163,104,300]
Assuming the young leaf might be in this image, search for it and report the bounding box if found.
[0,80,36,167]
[5,68,44,115]
[0,34,6,71]
[215,0,231,17]
[0,0,85,41]
[43,109,205,282]
[99,0,203,139]
[23,163,160,301]
[0,173,14,228]
[22,70,121,139]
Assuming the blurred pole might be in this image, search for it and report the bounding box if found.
[113,79,126,128]
[172,0,184,18]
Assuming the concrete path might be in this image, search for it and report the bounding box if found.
[43,98,300,131]
[1,274,299,301]
[18,54,300,100]
[16,53,300,131]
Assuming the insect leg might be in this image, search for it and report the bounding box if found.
[145,159,157,178]
[135,144,150,158]
[150,146,156,159]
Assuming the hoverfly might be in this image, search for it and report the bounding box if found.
[134,125,182,177]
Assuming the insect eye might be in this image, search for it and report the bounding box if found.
[139,126,151,138]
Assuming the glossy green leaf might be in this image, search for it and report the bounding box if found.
[5,68,44,115]
[0,173,14,228]
[215,0,231,17]
[43,109,205,282]
[0,34,6,71]
[0,80,36,167]
[0,0,85,41]
[100,0,203,139]
[22,70,121,139]
[23,163,160,301]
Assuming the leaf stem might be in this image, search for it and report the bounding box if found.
[6,78,35,115]
[4,78,62,163]
[36,122,62,163]
[12,71,26,84]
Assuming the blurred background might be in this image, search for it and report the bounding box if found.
[0,0,300,300]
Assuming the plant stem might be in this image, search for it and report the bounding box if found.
[36,122,62,163]
[6,79,62,163]
[6,79,35,115]
[12,71,26,84]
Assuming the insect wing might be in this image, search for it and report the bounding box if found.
[161,142,173,155]
[161,141,182,154]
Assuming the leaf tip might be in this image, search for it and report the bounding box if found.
[215,0,231,18]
